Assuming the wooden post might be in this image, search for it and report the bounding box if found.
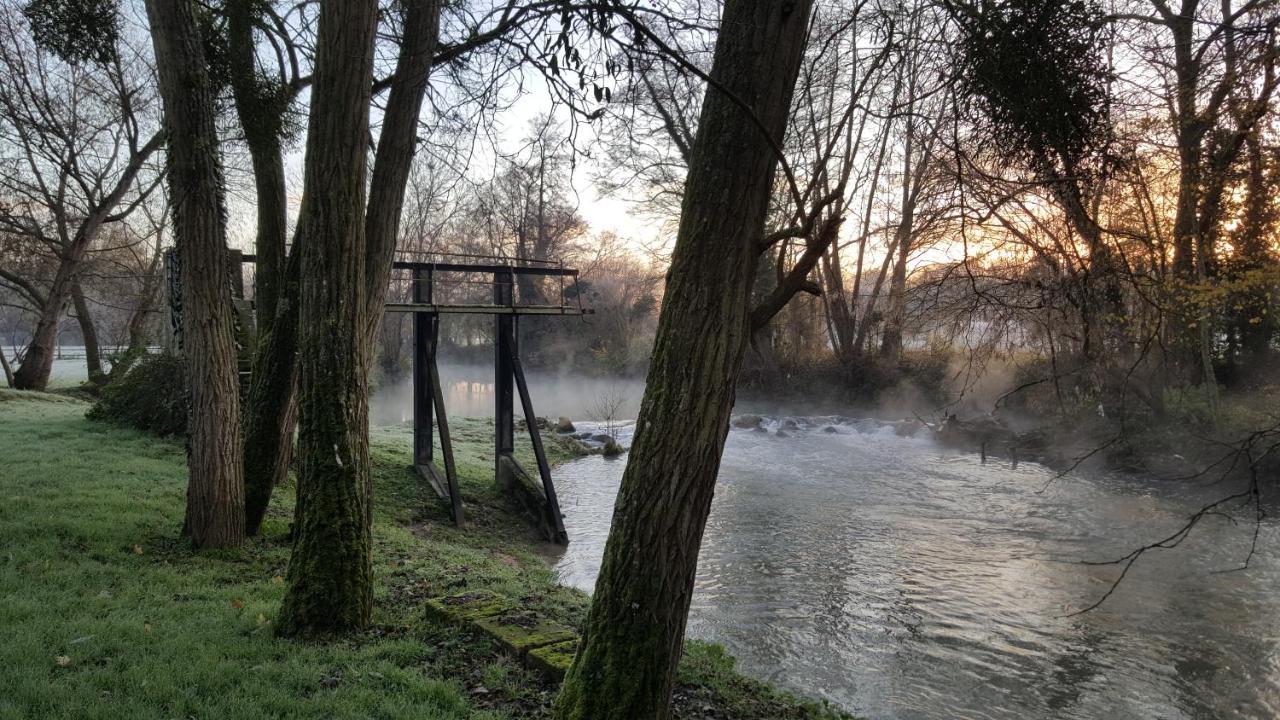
[428,332,463,526]
[494,268,515,476]
[413,266,433,468]
[507,321,568,545]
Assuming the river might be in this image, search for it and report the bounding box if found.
[43,356,1280,716]
[34,357,1223,715]
[371,365,1280,718]
[549,418,1280,719]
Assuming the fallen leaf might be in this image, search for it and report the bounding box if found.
[55,656,71,667]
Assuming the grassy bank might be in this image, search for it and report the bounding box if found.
[0,390,849,720]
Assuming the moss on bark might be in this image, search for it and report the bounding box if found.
[553,1,815,717]
[274,0,379,637]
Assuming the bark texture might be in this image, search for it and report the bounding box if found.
[71,280,104,384]
[229,0,300,535]
[362,0,441,345]
[275,0,379,637]
[145,0,245,549]
[553,1,814,717]
[242,0,440,535]
[241,271,300,536]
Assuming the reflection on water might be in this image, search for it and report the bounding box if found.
[370,364,645,425]
[551,420,1280,720]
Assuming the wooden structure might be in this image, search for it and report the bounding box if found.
[238,252,589,546]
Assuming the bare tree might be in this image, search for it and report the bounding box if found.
[0,3,163,390]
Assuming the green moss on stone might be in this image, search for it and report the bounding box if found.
[526,638,578,680]
[424,590,514,623]
[472,610,576,658]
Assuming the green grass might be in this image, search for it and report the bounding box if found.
[0,389,852,720]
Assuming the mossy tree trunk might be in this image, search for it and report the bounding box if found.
[240,0,441,536]
[553,1,813,717]
[275,0,379,637]
[241,275,300,536]
[145,0,245,549]
[228,0,301,536]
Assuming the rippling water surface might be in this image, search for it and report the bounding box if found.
[551,420,1280,720]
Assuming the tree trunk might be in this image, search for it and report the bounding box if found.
[108,248,165,381]
[71,280,105,384]
[12,260,76,390]
[242,0,440,537]
[362,0,441,345]
[880,234,909,363]
[229,0,301,536]
[0,341,13,388]
[881,111,919,364]
[241,261,300,536]
[553,1,813,717]
[275,0,379,637]
[227,0,290,327]
[146,0,246,549]
[10,127,162,391]
[821,238,856,359]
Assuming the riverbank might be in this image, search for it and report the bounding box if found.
[734,349,1280,481]
[0,390,851,719]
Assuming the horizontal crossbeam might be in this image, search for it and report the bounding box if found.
[385,303,593,315]
[239,254,579,278]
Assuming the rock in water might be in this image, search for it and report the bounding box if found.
[555,416,575,433]
[895,420,923,438]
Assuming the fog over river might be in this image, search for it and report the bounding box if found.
[381,366,1280,720]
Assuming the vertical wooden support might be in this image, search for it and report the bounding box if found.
[428,347,463,525]
[494,268,515,472]
[413,267,433,469]
[427,311,463,525]
[412,267,462,525]
[507,321,568,545]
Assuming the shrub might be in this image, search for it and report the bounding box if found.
[87,353,188,436]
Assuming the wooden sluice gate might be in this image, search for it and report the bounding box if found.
[227,251,591,546]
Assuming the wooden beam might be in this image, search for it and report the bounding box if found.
[384,303,593,315]
[239,253,579,277]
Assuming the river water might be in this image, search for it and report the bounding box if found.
[549,418,1280,720]
[45,357,1280,715]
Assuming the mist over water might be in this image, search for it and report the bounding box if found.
[370,364,645,426]
[378,371,1279,720]
[58,351,1271,718]
[374,364,1280,717]
[550,419,1280,719]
